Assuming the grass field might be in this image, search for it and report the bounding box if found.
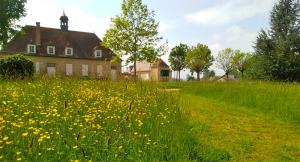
[163,81,300,161]
[1,79,300,161]
[0,79,198,161]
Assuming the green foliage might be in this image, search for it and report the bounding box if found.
[232,51,253,78]
[216,48,238,78]
[168,44,189,81]
[254,0,300,81]
[0,54,34,79]
[242,54,268,80]
[102,0,165,78]
[0,0,27,49]
[185,43,214,80]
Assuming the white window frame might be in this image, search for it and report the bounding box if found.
[66,64,73,76]
[95,50,102,58]
[47,46,55,55]
[65,47,73,56]
[27,44,36,54]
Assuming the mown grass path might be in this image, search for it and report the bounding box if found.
[183,93,300,161]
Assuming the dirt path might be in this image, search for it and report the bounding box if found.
[186,94,300,161]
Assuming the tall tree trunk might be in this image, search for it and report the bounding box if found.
[197,72,200,80]
[179,70,181,82]
[134,60,137,82]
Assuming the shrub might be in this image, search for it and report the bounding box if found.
[0,54,34,79]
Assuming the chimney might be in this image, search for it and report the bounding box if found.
[35,22,41,46]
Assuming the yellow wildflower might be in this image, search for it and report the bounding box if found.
[22,132,28,137]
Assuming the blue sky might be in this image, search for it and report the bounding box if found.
[20,0,277,77]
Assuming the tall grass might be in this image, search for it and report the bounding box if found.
[0,78,199,161]
[164,81,300,124]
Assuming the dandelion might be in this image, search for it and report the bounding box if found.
[38,137,43,143]
[22,132,28,137]
[72,145,78,149]
[17,158,22,161]
[6,141,13,145]
[137,119,143,127]
[3,136,8,141]
[16,151,21,155]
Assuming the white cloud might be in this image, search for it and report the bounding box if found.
[209,26,257,53]
[224,26,257,51]
[186,0,276,26]
[159,20,175,34]
[19,0,111,39]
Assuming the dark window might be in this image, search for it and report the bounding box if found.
[160,70,169,77]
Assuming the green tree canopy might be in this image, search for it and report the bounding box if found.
[0,0,27,49]
[102,0,164,79]
[185,43,213,80]
[255,0,300,81]
[216,48,238,79]
[232,51,253,78]
[168,43,189,81]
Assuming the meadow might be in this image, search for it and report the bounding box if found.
[0,78,198,161]
[163,81,300,161]
[1,79,300,162]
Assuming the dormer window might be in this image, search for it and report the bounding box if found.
[65,47,73,56]
[95,50,102,58]
[47,46,55,55]
[27,44,36,54]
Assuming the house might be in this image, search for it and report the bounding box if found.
[130,59,172,81]
[0,12,121,79]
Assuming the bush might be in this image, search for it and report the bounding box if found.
[0,54,34,79]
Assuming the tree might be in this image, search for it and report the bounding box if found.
[255,0,300,81]
[185,44,213,80]
[0,0,27,49]
[102,0,164,80]
[168,44,189,81]
[202,69,215,80]
[216,48,237,79]
[232,51,253,78]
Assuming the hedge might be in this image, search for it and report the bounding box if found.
[0,54,34,79]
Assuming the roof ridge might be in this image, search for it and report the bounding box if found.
[25,25,97,35]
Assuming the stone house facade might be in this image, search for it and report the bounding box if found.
[130,59,172,81]
[0,12,121,80]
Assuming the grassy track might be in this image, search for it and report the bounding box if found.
[166,81,300,161]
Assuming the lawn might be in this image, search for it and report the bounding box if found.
[164,81,300,161]
[1,79,300,161]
